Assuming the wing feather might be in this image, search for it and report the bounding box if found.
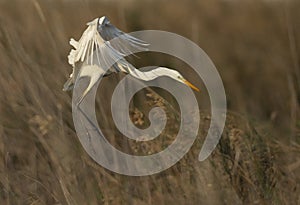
[65,18,128,91]
[98,17,149,55]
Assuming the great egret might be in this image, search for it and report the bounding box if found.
[63,16,199,104]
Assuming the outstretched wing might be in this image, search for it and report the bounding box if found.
[68,18,125,69]
[64,18,129,91]
[98,16,149,55]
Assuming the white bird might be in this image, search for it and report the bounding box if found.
[63,16,199,105]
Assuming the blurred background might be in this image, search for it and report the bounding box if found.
[0,0,299,204]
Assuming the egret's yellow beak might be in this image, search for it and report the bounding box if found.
[183,79,200,92]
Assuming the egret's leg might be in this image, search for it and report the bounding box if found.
[76,99,101,156]
[77,89,89,107]
[76,66,102,107]
[77,103,99,132]
[75,65,104,132]
[76,91,99,133]
[76,78,102,131]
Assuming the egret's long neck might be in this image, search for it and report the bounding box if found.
[128,66,172,81]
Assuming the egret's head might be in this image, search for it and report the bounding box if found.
[165,69,200,92]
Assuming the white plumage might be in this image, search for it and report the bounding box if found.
[63,16,199,105]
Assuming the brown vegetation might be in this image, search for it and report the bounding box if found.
[0,0,299,204]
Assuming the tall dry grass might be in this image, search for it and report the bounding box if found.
[0,0,299,204]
